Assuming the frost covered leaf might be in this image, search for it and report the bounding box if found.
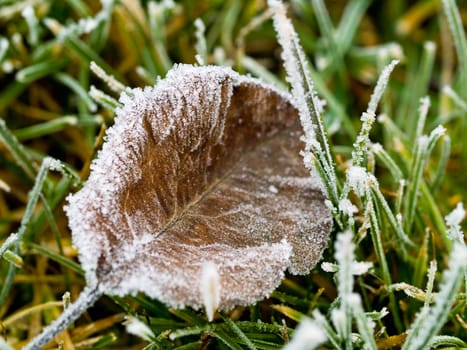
[66,64,332,311]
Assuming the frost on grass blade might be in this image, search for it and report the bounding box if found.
[65,64,332,311]
[402,244,467,350]
[283,317,327,350]
[124,316,155,342]
[200,261,221,321]
[445,202,465,243]
[268,0,337,206]
[346,166,369,197]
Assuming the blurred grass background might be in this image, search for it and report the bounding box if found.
[0,0,466,349]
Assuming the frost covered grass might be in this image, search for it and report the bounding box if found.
[0,1,466,349]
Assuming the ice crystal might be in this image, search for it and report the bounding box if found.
[43,157,63,172]
[430,125,446,137]
[445,202,465,228]
[338,198,358,217]
[445,202,465,243]
[346,166,369,197]
[0,233,18,256]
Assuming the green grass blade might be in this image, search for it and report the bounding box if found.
[441,0,467,94]
[15,58,69,84]
[401,245,467,350]
[0,119,38,179]
[222,315,257,350]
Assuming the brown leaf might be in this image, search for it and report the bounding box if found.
[66,65,332,311]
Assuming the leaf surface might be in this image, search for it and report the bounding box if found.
[66,65,332,310]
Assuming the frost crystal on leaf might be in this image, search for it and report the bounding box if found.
[65,64,332,312]
[346,166,369,197]
[268,185,279,194]
[43,157,63,172]
[339,198,358,217]
[445,202,465,228]
[430,125,446,137]
[0,233,18,256]
[445,202,465,243]
[371,143,383,153]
